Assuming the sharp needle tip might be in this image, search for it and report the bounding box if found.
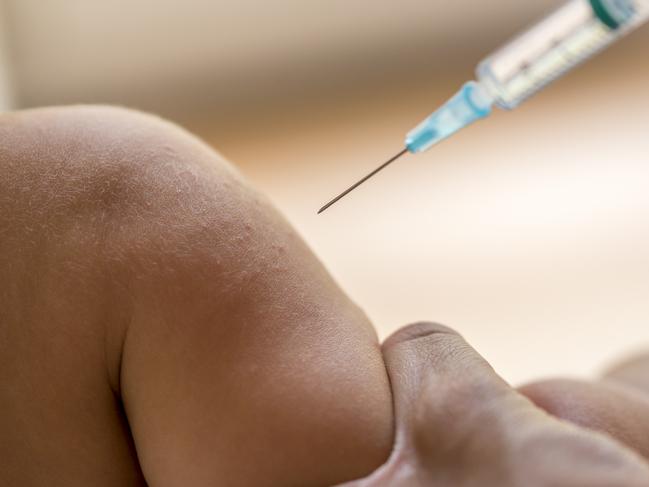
[317,148,408,215]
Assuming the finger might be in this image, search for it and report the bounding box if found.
[603,353,649,395]
[338,323,468,486]
[358,322,515,486]
[520,378,649,460]
[381,322,519,450]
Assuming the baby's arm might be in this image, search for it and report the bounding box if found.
[1,106,393,486]
[112,108,393,486]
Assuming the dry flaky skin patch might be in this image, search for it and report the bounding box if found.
[0,106,394,487]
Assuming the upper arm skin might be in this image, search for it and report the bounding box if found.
[20,106,393,486]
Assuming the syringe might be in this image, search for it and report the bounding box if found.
[318,0,649,214]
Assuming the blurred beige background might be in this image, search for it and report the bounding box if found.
[2,0,648,384]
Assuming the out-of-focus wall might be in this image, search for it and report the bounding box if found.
[4,0,560,114]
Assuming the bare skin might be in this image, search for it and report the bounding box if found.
[0,106,394,486]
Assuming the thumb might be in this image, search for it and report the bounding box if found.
[350,321,526,486]
[381,322,520,457]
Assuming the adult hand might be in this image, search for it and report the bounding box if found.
[520,353,649,461]
[340,323,649,486]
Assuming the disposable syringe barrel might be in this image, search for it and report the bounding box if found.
[478,0,649,109]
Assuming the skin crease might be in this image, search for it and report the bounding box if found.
[0,106,394,486]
